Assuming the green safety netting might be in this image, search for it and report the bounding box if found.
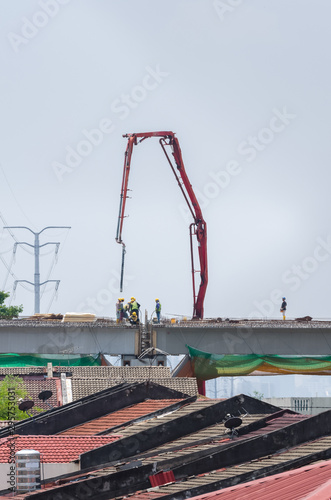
[0,353,101,367]
[187,345,331,380]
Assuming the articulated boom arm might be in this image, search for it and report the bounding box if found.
[116,131,208,319]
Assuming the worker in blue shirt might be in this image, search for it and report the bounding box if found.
[155,298,161,323]
[280,297,287,320]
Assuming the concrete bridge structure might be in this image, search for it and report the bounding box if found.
[0,318,330,357]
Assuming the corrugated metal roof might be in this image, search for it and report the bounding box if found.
[305,479,331,499]
[7,403,331,500]
[81,411,298,483]
[103,410,303,462]
[187,459,331,499]
[149,470,175,487]
[139,414,265,461]
[116,435,331,498]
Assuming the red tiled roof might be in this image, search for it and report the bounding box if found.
[0,434,120,463]
[188,459,331,500]
[58,399,183,436]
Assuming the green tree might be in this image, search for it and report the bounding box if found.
[0,291,23,319]
[0,375,32,420]
[250,390,264,400]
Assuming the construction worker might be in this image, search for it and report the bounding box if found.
[129,311,139,325]
[122,299,129,320]
[155,299,161,323]
[129,297,140,318]
[119,298,126,321]
[116,298,122,323]
[280,297,287,320]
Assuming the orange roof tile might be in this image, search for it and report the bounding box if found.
[0,434,120,463]
[59,399,182,436]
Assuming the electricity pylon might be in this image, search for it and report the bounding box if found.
[3,226,70,314]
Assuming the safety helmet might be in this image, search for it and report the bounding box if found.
[132,312,137,317]
[120,298,124,301]
[282,297,286,300]
[155,298,159,302]
[118,298,121,301]
[131,296,135,301]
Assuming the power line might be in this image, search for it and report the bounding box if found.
[41,229,70,311]
[40,243,60,301]
[0,163,37,230]
[2,245,16,290]
[0,241,31,292]
[46,281,60,313]
[0,210,34,256]
[3,226,71,314]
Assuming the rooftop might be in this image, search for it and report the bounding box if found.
[0,376,60,412]
[0,317,329,329]
[58,399,185,436]
[71,376,198,399]
[0,434,120,463]
[1,381,331,499]
[0,365,172,377]
[188,459,331,500]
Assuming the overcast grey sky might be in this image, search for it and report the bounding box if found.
[1,0,331,320]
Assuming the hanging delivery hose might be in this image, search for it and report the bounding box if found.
[116,138,132,294]
[120,243,126,293]
[115,132,208,319]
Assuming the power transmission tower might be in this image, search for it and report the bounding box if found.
[3,226,71,314]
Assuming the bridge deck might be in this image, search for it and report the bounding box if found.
[0,318,330,356]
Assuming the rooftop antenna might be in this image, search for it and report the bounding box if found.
[138,347,169,360]
[18,400,34,418]
[223,414,242,439]
[238,407,249,418]
[38,390,53,410]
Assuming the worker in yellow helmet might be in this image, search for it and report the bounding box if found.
[155,298,161,323]
[116,298,122,323]
[129,297,140,319]
[119,298,126,322]
[122,299,130,319]
[129,311,139,325]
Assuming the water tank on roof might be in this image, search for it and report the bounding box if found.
[15,449,41,492]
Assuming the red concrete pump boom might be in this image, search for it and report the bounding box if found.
[115,131,208,319]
